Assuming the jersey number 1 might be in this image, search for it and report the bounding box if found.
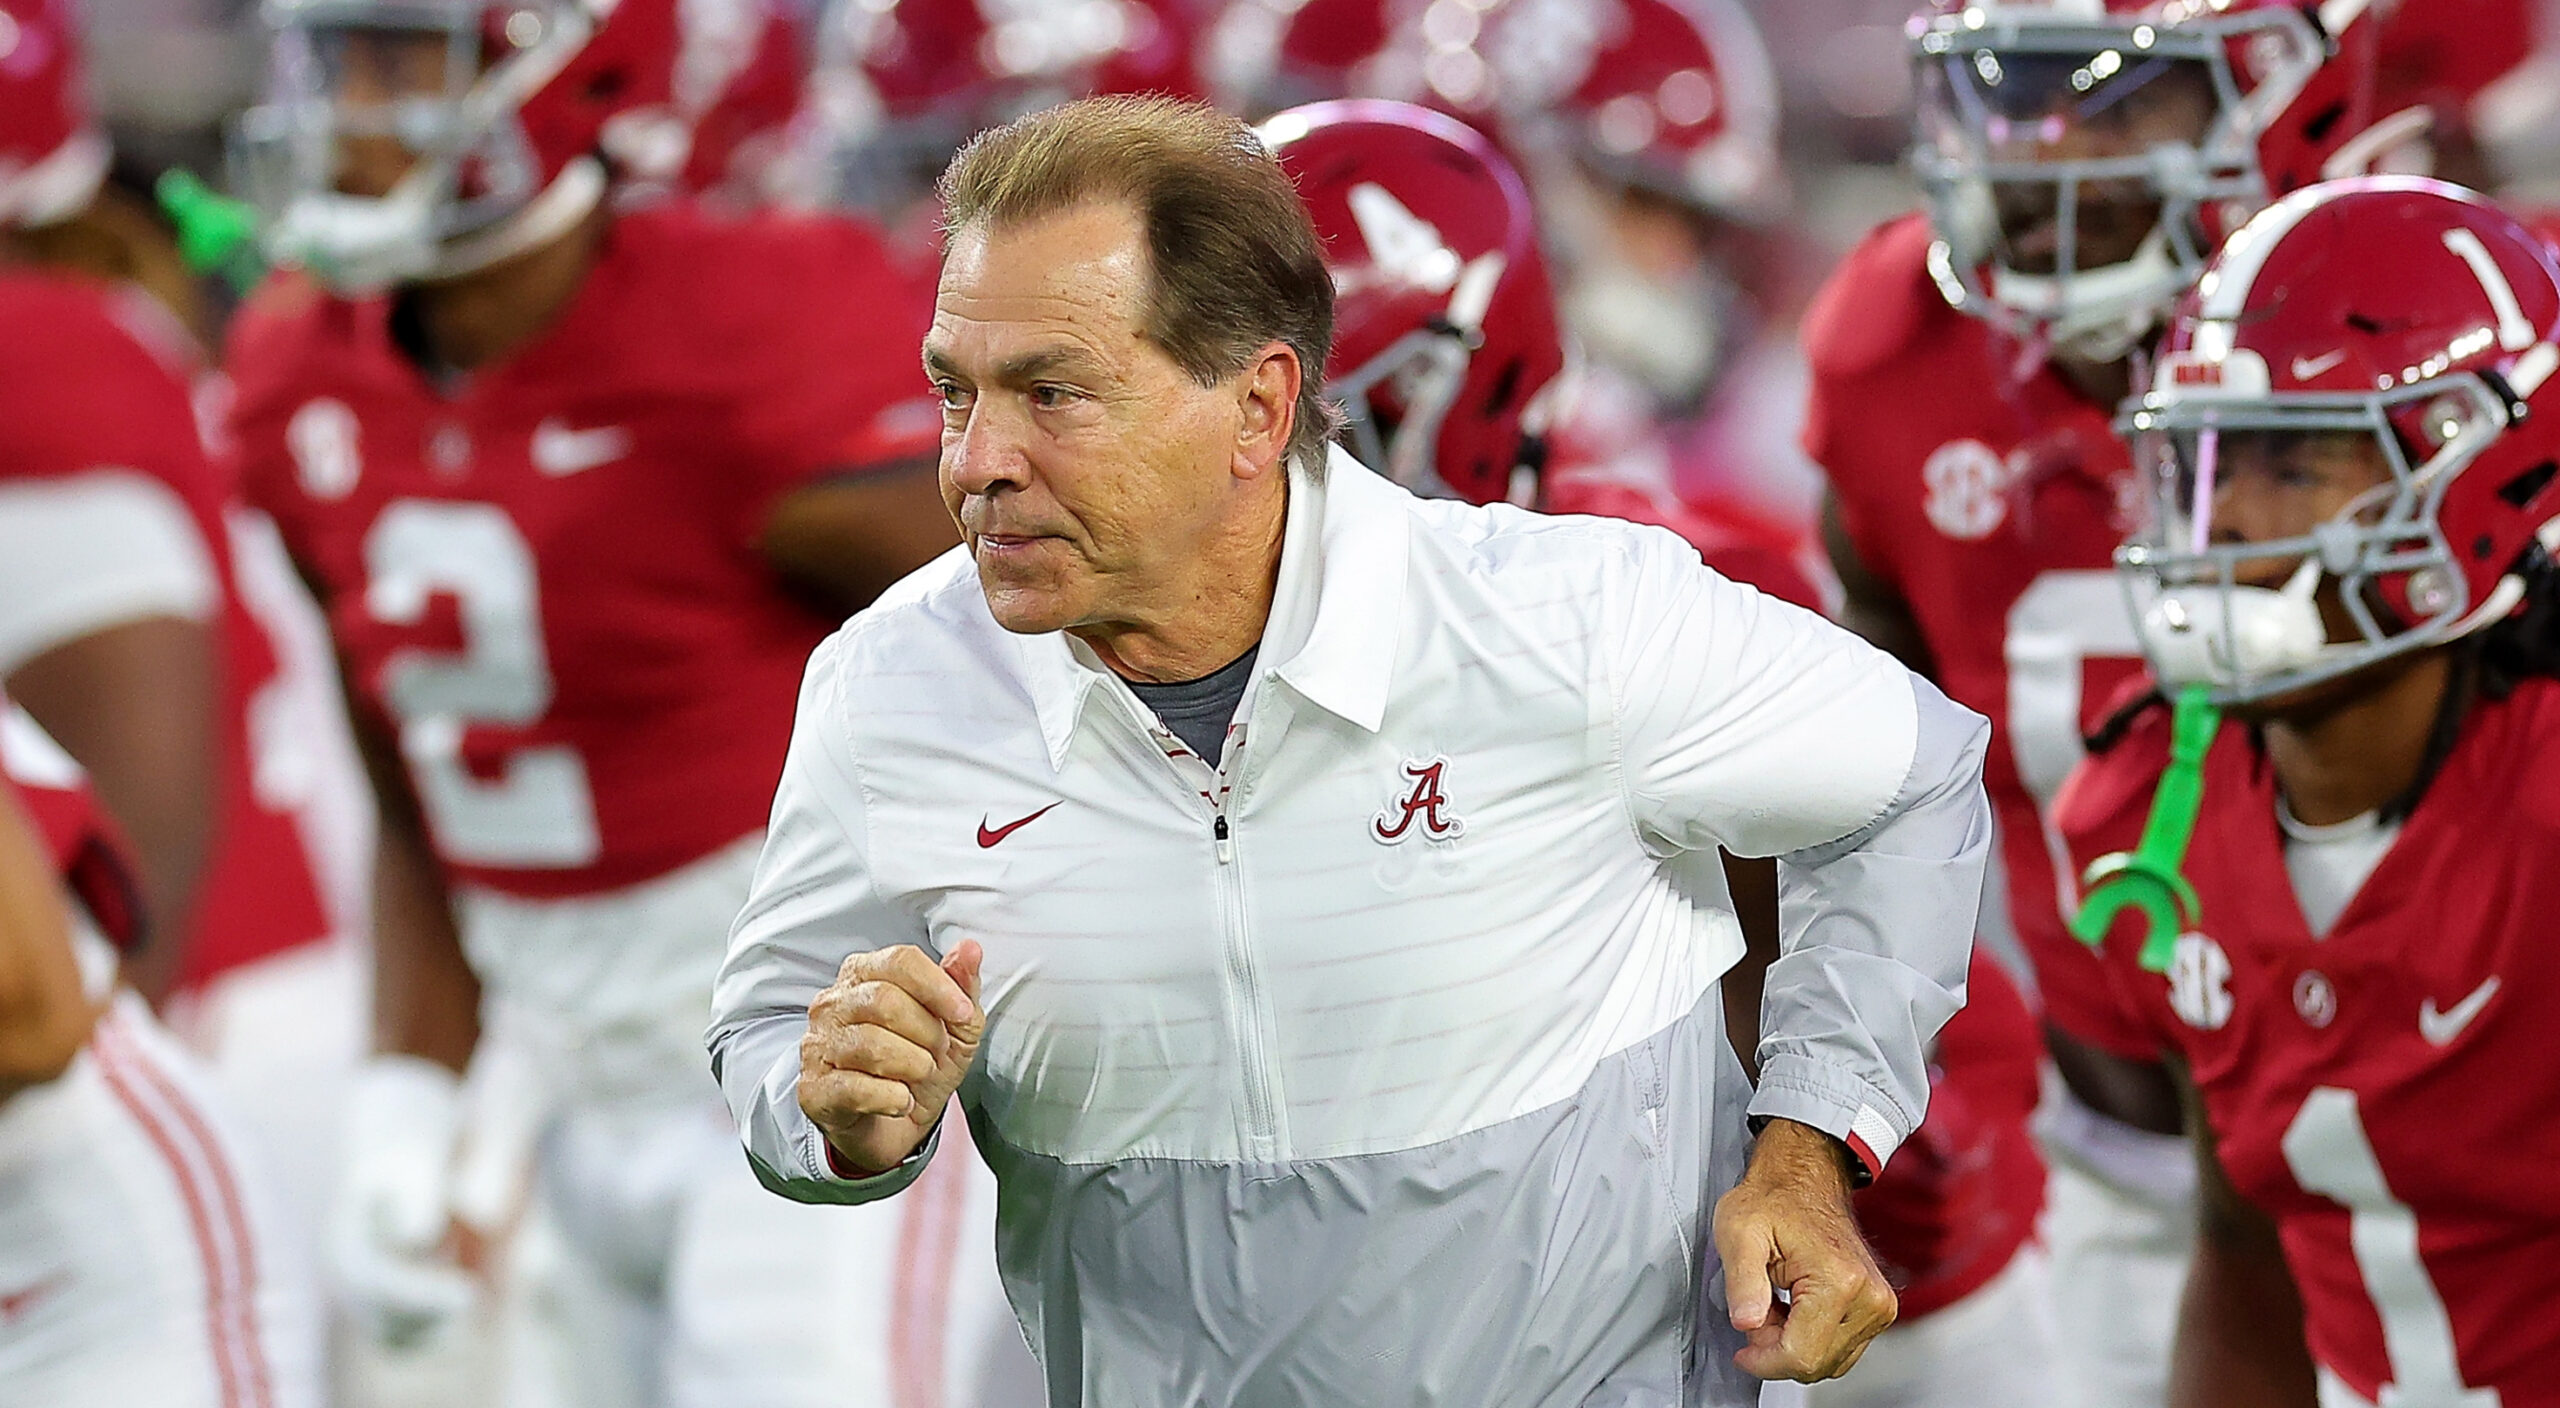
[2281,1088,2498,1407]
[365,501,600,867]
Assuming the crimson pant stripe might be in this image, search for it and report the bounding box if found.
[890,1149,965,1408]
[93,1012,272,1408]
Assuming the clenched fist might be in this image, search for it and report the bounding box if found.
[1713,1117,1899,1382]
[797,940,984,1176]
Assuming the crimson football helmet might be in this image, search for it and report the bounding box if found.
[2115,176,2560,702]
[802,0,1204,216]
[1911,0,2403,363]
[597,0,807,206]
[233,0,681,292]
[1484,0,1781,222]
[672,0,807,204]
[1261,98,1562,505]
[1211,0,1413,117]
[0,0,108,228]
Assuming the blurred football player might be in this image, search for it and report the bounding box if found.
[2050,175,2560,1407]
[0,0,361,1296]
[1492,0,1828,561]
[221,1,1027,1403]
[1265,96,2057,1408]
[2373,0,2536,190]
[1207,0,1417,119]
[787,0,1205,249]
[1223,0,1831,571]
[611,0,812,210]
[1805,3,2408,1404]
[0,707,322,1407]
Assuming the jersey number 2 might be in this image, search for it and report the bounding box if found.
[2282,1088,2498,1407]
[365,501,600,867]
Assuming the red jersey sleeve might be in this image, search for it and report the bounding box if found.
[0,737,143,951]
[713,212,943,545]
[2032,689,2182,1060]
[0,274,207,497]
[1799,216,1946,600]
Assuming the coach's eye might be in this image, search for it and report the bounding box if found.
[1030,383,1079,410]
[934,381,972,412]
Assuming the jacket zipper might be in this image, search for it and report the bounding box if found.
[1137,713,1282,1156]
[1205,731,1281,1155]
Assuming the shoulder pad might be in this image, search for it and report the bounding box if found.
[2051,687,2176,854]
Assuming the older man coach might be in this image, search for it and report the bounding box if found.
[709,96,1990,1406]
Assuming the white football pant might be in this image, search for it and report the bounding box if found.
[2039,1084,2196,1408]
[1802,1246,2057,1408]
[0,993,320,1408]
[457,838,1037,1408]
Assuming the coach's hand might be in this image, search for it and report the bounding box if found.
[1713,1117,1898,1382]
[799,940,984,1176]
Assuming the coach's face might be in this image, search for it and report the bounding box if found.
[927,200,1294,641]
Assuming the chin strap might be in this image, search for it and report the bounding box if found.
[430,156,606,282]
[2069,683,2221,974]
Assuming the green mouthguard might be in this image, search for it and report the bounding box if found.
[2069,683,2220,974]
[156,169,265,295]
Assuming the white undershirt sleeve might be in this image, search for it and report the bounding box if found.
[0,470,218,675]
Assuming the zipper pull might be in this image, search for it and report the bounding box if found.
[1213,814,1234,864]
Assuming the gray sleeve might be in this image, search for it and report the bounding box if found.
[708,631,942,1206]
[1749,674,1990,1178]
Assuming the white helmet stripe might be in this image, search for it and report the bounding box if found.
[2317,0,2373,36]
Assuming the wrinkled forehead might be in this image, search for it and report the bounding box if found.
[929,203,1156,370]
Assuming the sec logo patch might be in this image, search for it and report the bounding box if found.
[1921,439,2020,541]
[2167,931,2234,1032]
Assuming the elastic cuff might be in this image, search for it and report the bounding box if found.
[814,1115,939,1184]
[1748,1054,1913,1182]
[744,1120,941,1207]
[822,1129,935,1182]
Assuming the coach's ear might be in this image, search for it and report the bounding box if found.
[1232,340,1299,483]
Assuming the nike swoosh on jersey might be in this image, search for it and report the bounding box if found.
[2418,976,2501,1046]
[977,802,1060,848]
[530,418,633,476]
[2290,350,2349,381]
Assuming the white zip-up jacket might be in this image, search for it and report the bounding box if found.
[710,447,1991,1407]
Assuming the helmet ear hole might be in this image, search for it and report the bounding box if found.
[2498,460,2559,510]
[1482,357,1522,417]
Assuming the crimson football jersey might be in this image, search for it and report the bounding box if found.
[228,203,941,899]
[2046,676,2560,1403]
[0,270,327,985]
[1852,950,2046,1319]
[1543,470,1821,611]
[1803,213,2149,1042]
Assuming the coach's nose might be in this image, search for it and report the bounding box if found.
[943,395,1033,503]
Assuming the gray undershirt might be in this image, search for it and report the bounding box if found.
[1126,645,1260,763]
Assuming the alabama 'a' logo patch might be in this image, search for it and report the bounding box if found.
[1373,757,1464,843]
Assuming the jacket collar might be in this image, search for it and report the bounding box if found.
[1013,444,1410,771]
